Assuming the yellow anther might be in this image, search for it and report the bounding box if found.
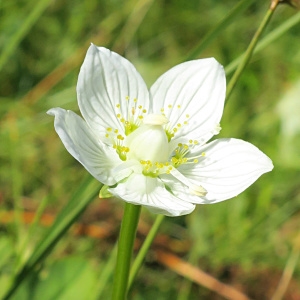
[116,104,121,108]
[184,121,188,125]
[126,96,129,100]
[138,105,142,109]
[114,129,118,133]
[189,139,193,144]
[117,114,121,118]
[178,143,182,147]
[133,98,137,102]
[193,159,198,163]
[171,157,178,163]
[194,140,198,145]
[201,152,206,156]
[168,104,172,108]
[138,115,143,119]
[160,108,164,112]
[177,123,182,128]
[184,145,189,150]
[186,114,190,118]
[105,134,109,138]
[173,128,178,132]
[117,135,124,140]
[120,118,125,123]
[142,109,147,113]
[107,127,112,132]
[177,105,181,108]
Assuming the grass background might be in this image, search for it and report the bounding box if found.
[1,0,300,299]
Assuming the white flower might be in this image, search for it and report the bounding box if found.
[47,44,273,217]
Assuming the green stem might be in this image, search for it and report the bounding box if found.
[112,203,141,300]
[184,0,255,61]
[226,0,279,101]
[128,214,165,290]
[0,0,52,70]
[225,11,300,76]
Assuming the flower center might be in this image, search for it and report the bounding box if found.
[107,109,207,196]
[125,114,169,163]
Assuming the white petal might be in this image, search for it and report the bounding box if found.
[77,44,150,137]
[109,173,195,216]
[47,108,121,185]
[150,58,226,145]
[179,138,273,203]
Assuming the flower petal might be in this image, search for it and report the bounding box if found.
[47,108,121,185]
[77,44,150,137]
[178,138,273,203]
[150,58,226,146]
[109,173,195,216]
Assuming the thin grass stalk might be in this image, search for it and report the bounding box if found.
[226,0,280,101]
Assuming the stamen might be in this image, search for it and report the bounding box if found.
[170,168,207,197]
[114,97,149,136]
[164,110,191,141]
[212,123,222,135]
[140,158,174,177]
[189,185,207,196]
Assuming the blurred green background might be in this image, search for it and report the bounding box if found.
[1,0,300,299]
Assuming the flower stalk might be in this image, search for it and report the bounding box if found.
[112,203,141,300]
[128,214,165,290]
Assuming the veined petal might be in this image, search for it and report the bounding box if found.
[178,138,273,203]
[150,58,225,145]
[109,173,195,216]
[47,108,121,185]
[77,44,150,137]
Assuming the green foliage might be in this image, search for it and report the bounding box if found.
[1,0,300,299]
